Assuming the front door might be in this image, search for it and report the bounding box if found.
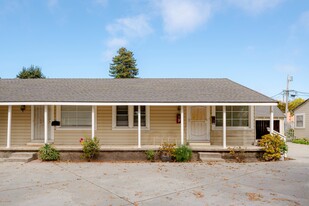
[190,106,209,142]
[33,106,52,141]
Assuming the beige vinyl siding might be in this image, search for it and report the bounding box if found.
[0,106,31,146]
[54,106,187,145]
[0,106,7,145]
[294,102,309,138]
[210,106,255,146]
[210,130,255,146]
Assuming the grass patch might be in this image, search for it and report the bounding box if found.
[292,138,309,145]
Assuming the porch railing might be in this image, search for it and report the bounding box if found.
[267,127,286,142]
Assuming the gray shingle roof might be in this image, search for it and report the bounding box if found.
[255,106,284,118]
[0,78,276,104]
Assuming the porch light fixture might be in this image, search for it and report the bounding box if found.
[20,105,26,112]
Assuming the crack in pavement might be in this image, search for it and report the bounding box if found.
[0,180,73,193]
[54,162,134,205]
[129,166,268,205]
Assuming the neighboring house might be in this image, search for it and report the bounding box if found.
[255,106,284,139]
[293,99,309,138]
[0,78,277,149]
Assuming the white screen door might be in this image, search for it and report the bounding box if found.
[190,106,209,142]
[33,106,52,141]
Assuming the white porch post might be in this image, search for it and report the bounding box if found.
[138,105,141,148]
[6,105,12,148]
[44,105,48,144]
[223,106,227,148]
[92,106,95,139]
[181,106,184,145]
[270,106,274,134]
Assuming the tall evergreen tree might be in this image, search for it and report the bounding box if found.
[109,47,139,78]
[17,65,46,79]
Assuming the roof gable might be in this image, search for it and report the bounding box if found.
[293,99,309,112]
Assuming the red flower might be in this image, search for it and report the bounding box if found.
[79,138,84,144]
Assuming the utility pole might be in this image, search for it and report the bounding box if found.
[284,75,293,135]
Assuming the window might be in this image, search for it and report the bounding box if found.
[295,114,305,128]
[113,106,149,129]
[215,106,249,127]
[134,106,146,126]
[58,106,95,129]
[116,106,129,126]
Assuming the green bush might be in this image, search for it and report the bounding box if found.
[174,145,192,162]
[145,150,155,161]
[259,134,286,161]
[80,137,100,161]
[38,144,60,161]
[292,138,309,145]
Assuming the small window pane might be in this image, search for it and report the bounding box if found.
[296,115,304,128]
[116,106,128,126]
[134,106,146,126]
[216,120,223,126]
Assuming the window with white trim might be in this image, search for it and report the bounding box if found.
[116,106,129,126]
[295,114,305,128]
[58,106,95,128]
[215,106,249,127]
[113,106,149,129]
[134,106,146,126]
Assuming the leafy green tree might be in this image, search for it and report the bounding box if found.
[17,65,46,79]
[109,47,139,78]
[277,98,305,115]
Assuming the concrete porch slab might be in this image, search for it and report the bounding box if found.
[0,145,263,152]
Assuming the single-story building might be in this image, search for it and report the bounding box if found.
[293,99,309,138]
[255,106,284,139]
[0,78,277,149]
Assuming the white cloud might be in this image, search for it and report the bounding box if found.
[106,37,127,48]
[299,11,309,31]
[106,15,153,38]
[275,64,299,73]
[156,0,212,39]
[103,15,152,61]
[228,0,283,14]
[94,0,108,7]
[47,0,58,9]
[103,38,128,62]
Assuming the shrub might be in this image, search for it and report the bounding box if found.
[258,134,286,161]
[38,144,60,161]
[286,129,294,140]
[174,145,192,162]
[292,138,309,145]
[80,137,100,161]
[145,150,155,161]
[228,146,246,163]
[158,142,176,162]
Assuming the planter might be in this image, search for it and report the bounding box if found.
[160,154,172,162]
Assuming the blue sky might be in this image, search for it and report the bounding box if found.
[0,0,308,99]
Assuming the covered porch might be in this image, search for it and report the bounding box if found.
[1,103,277,150]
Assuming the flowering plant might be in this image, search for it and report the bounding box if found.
[79,137,100,161]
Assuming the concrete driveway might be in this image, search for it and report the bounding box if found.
[0,142,308,206]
